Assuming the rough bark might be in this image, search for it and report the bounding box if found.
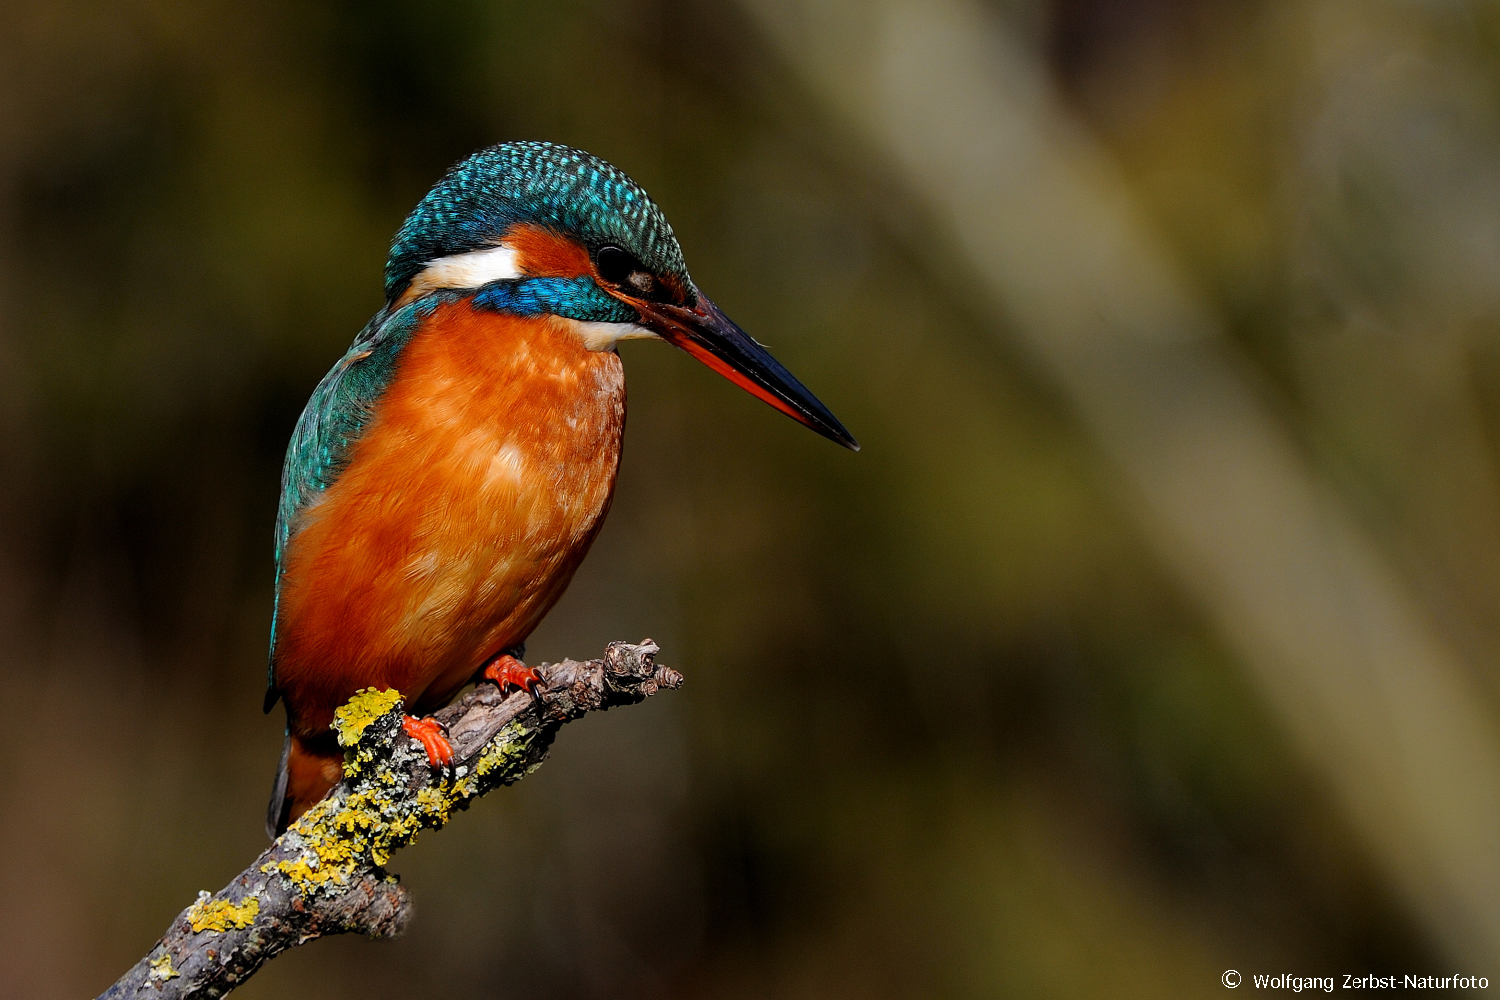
[99,640,681,1000]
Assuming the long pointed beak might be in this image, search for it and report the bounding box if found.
[636,295,859,451]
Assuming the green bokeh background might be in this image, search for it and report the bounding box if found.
[1,0,1492,995]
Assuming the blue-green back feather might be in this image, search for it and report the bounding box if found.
[263,295,444,709]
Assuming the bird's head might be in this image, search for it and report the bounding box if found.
[384,141,857,450]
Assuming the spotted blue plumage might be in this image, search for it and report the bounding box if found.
[385,140,696,304]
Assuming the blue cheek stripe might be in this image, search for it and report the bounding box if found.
[471,276,639,324]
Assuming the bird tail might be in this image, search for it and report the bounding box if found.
[266,730,344,838]
[265,730,292,840]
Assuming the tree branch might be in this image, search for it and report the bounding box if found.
[99,640,682,1000]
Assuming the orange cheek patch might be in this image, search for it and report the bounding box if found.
[506,223,594,278]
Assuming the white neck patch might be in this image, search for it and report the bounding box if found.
[401,244,521,302]
[401,242,660,353]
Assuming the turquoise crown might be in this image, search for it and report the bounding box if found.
[384,141,692,304]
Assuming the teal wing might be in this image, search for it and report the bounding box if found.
[263,296,442,712]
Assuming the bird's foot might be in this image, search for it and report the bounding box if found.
[483,653,543,697]
[401,715,454,770]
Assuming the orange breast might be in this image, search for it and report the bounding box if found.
[272,301,625,738]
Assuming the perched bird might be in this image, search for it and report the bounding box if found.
[264,141,856,836]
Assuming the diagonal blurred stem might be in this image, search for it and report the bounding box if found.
[742,0,1500,966]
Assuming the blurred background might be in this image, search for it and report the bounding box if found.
[4,0,1500,995]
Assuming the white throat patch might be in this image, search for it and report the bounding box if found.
[570,321,657,352]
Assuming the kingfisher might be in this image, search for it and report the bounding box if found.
[263,141,856,836]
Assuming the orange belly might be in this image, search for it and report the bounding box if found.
[272,301,625,740]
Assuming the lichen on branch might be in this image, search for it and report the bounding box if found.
[98,640,681,1000]
[268,709,541,889]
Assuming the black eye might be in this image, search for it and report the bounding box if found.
[596,246,640,284]
[596,245,657,297]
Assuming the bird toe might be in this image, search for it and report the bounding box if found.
[483,654,544,697]
[402,715,454,769]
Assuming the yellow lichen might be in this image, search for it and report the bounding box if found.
[474,723,528,777]
[262,793,367,890]
[414,785,452,824]
[148,952,179,982]
[187,890,260,932]
[333,687,403,748]
[265,692,547,899]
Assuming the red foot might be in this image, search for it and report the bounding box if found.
[483,654,543,696]
[401,715,453,768]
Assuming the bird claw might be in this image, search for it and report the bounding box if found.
[483,653,544,698]
[402,715,454,773]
